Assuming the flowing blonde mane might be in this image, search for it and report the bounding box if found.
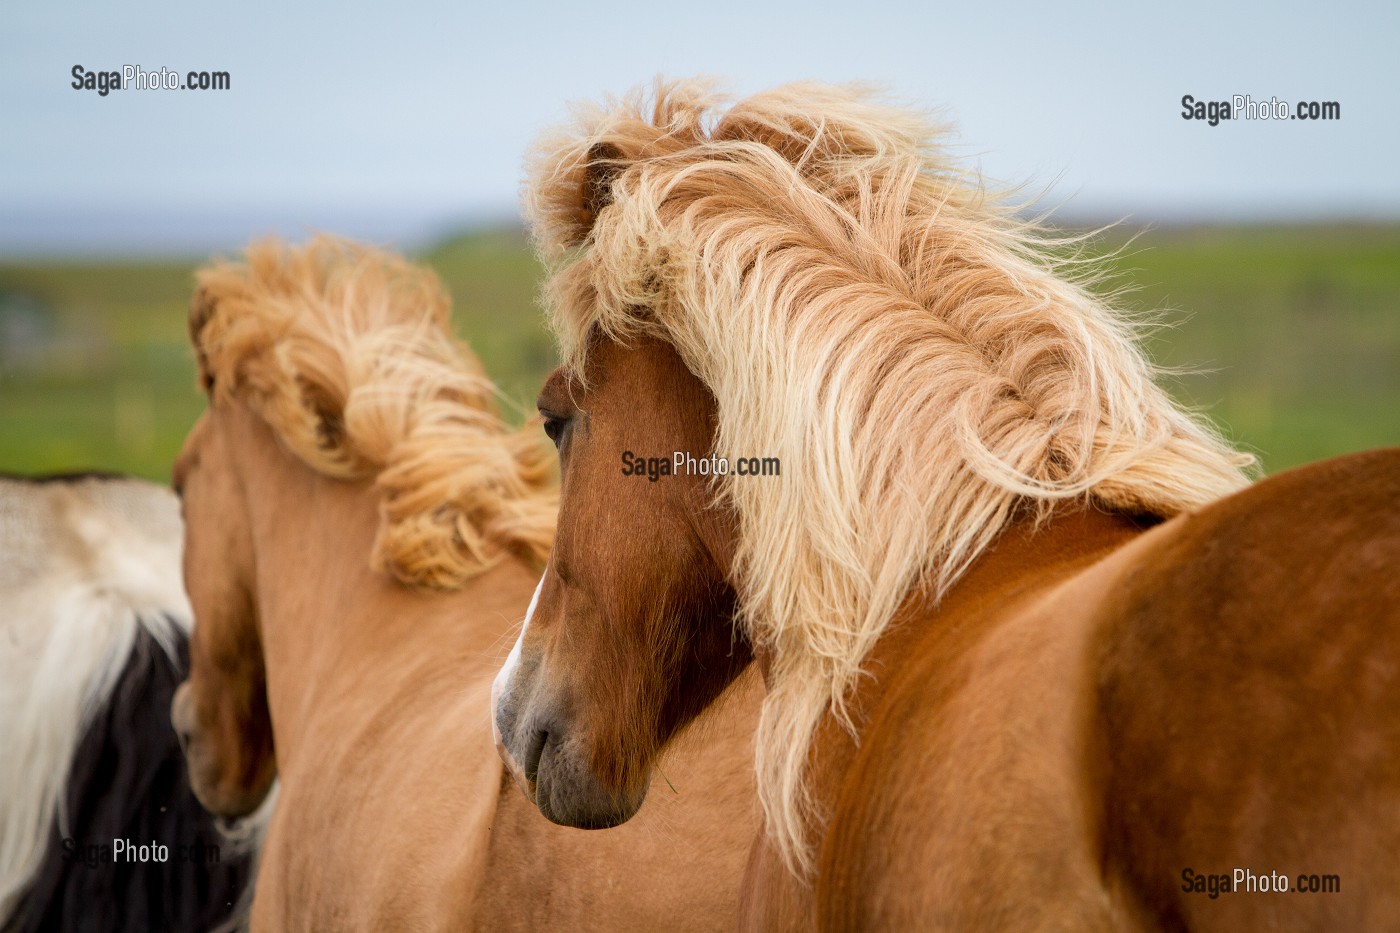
[191,237,555,590]
[526,79,1254,876]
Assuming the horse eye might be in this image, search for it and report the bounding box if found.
[541,412,569,447]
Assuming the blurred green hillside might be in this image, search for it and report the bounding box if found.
[1105,225,1400,468]
[0,229,553,481]
[1,224,1396,482]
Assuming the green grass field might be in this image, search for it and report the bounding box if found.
[1,224,1396,482]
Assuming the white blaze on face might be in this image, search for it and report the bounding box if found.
[490,572,545,754]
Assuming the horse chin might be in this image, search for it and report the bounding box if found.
[177,742,264,819]
[533,743,651,830]
[172,683,272,819]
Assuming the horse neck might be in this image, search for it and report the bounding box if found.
[922,506,1150,634]
[892,505,1144,694]
[224,403,522,764]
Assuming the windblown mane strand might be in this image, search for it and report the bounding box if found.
[191,238,556,589]
[527,80,1254,876]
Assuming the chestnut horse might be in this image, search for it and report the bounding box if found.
[172,238,759,930]
[492,80,1400,930]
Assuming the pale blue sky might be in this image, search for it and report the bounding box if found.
[2,0,1396,255]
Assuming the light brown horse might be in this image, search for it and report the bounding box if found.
[170,237,760,930]
[491,80,1400,930]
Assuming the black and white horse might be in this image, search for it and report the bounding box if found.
[0,472,261,932]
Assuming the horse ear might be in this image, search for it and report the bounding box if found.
[189,287,217,392]
[580,142,625,232]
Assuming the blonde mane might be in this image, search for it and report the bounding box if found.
[526,79,1255,876]
[191,237,556,590]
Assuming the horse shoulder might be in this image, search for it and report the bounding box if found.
[816,511,1149,930]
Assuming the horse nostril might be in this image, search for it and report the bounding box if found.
[522,728,549,784]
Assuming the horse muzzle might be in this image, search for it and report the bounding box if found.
[491,673,649,830]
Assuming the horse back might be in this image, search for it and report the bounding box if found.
[818,449,1400,930]
[1095,447,1400,930]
